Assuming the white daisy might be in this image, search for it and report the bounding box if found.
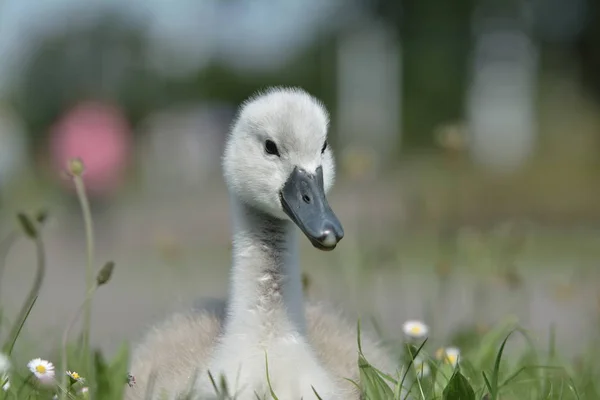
[66,370,84,382]
[402,320,429,339]
[27,358,55,384]
[436,346,461,367]
[0,353,10,374]
[412,357,431,378]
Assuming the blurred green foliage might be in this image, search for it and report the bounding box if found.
[7,0,600,158]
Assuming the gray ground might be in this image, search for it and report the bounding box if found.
[1,179,599,364]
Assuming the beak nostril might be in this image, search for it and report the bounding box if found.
[302,195,311,204]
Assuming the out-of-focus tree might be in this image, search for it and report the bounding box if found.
[8,5,352,155]
[575,0,600,102]
[173,34,338,143]
[9,11,167,154]
[370,0,475,149]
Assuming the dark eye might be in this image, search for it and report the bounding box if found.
[321,141,328,154]
[265,140,280,156]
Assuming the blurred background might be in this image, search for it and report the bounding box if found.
[1,0,600,364]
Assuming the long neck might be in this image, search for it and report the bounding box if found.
[224,197,306,336]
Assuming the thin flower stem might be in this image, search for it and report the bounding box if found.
[3,232,45,355]
[60,284,98,400]
[0,231,18,301]
[73,175,95,369]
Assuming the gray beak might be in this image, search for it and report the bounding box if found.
[279,166,344,251]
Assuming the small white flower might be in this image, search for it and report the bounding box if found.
[78,386,90,398]
[66,370,84,382]
[0,353,10,374]
[436,346,461,367]
[402,320,429,339]
[0,353,10,392]
[27,358,55,384]
[412,357,430,378]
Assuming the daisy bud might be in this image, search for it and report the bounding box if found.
[67,158,85,177]
[17,213,37,239]
[96,261,115,286]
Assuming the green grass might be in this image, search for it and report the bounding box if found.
[0,163,599,399]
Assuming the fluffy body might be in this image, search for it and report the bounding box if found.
[126,87,398,400]
[126,302,396,399]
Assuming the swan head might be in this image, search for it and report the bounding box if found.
[223,87,344,251]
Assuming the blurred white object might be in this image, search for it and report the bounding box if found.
[401,320,429,340]
[467,15,539,174]
[0,107,27,188]
[138,103,232,194]
[336,19,401,170]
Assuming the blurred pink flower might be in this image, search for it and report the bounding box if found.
[49,101,132,196]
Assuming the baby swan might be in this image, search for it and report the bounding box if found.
[126,87,396,400]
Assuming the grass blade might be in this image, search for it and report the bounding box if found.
[3,295,37,355]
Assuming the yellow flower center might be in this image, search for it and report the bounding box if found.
[445,354,457,364]
[35,365,46,374]
[72,372,80,379]
[409,326,422,335]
